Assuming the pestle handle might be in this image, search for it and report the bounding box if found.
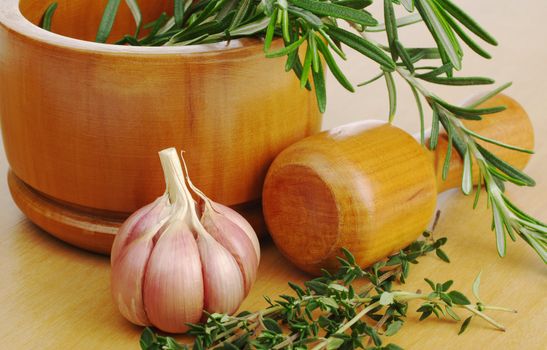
[428,94,534,193]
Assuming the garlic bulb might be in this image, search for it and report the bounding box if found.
[110,148,260,333]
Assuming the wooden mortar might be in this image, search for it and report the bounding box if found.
[263,94,534,275]
[0,0,321,254]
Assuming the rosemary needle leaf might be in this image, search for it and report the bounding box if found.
[281,8,291,42]
[465,82,513,108]
[230,0,252,29]
[502,194,547,226]
[415,0,461,70]
[473,168,482,209]
[289,0,378,26]
[316,39,355,92]
[476,143,536,186]
[419,75,495,86]
[492,202,507,257]
[287,6,323,28]
[463,127,534,154]
[285,42,299,71]
[440,8,492,59]
[309,32,320,73]
[396,40,414,73]
[40,2,58,31]
[357,72,384,87]
[435,0,498,45]
[384,0,399,61]
[400,0,415,12]
[157,16,175,35]
[333,0,373,10]
[263,12,278,52]
[433,98,506,118]
[300,46,313,89]
[96,0,122,43]
[318,28,346,59]
[366,13,423,33]
[406,47,441,60]
[141,12,168,45]
[174,0,184,28]
[265,35,306,58]
[409,83,425,144]
[430,106,440,149]
[384,69,397,122]
[462,147,473,195]
[125,0,142,37]
[229,16,270,36]
[326,25,396,70]
[415,63,453,79]
[442,129,453,180]
[123,35,140,46]
[290,53,312,91]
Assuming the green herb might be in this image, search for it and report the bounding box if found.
[40,2,58,31]
[95,0,122,43]
[139,231,515,349]
[40,0,547,263]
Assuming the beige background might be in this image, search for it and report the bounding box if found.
[1,0,546,349]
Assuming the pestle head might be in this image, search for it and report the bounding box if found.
[263,121,437,275]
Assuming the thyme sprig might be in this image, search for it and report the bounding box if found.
[139,231,514,349]
[41,1,547,261]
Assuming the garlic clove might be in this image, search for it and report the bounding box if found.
[197,231,245,315]
[143,220,204,333]
[111,195,170,265]
[208,202,261,261]
[111,236,154,326]
[201,205,259,295]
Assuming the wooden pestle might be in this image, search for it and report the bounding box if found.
[262,94,534,275]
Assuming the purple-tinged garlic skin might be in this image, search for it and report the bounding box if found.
[143,220,204,333]
[111,196,170,266]
[197,232,245,314]
[208,202,261,260]
[111,235,154,326]
[201,205,259,295]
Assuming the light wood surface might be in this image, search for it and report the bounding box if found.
[263,94,533,275]
[1,0,546,349]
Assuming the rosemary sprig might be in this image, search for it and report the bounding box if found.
[139,232,514,349]
[41,1,547,262]
[392,67,546,262]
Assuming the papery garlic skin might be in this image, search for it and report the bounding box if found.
[201,205,259,295]
[207,202,261,261]
[110,195,171,326]
[111,195,170,265]
[143,220,204,333]
[111,235,154,326]
[110,148,261,333]
[197,231,245,314]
